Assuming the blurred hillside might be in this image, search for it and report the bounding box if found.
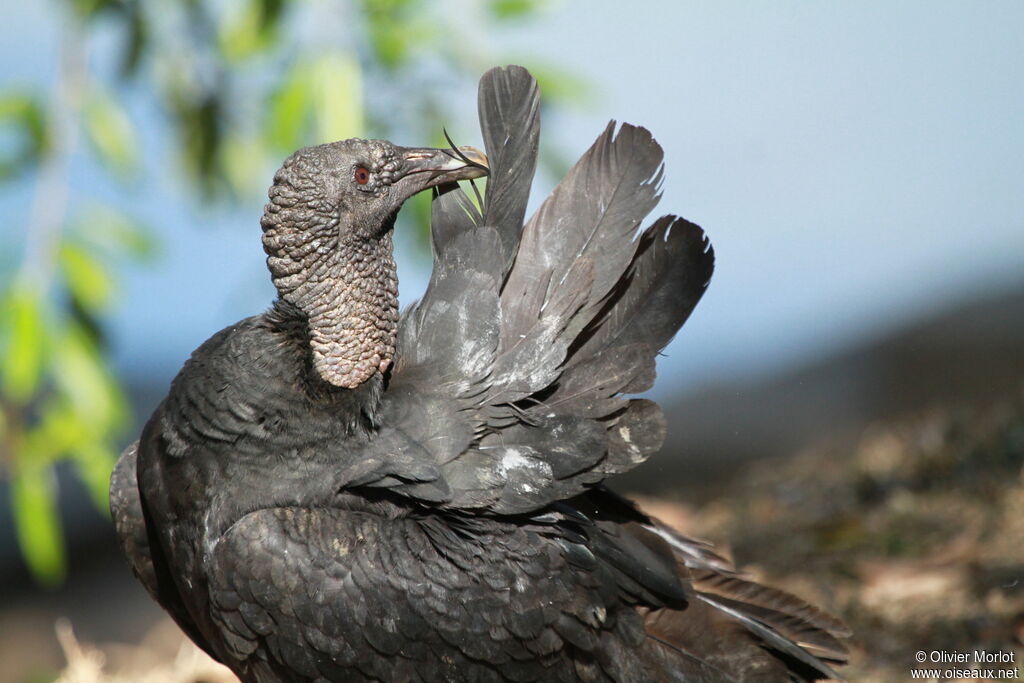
[618,279,1024,496]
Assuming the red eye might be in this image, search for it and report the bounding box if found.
[354,167,370,185]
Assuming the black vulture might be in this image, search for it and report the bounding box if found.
[111,66,848,682]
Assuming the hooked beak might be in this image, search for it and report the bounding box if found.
[393,145,489,198]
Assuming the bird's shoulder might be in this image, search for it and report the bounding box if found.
[152,311,378,456]
[173,313,306,393]
[136,310,380,534]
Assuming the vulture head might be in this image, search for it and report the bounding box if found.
[260,139,488,389]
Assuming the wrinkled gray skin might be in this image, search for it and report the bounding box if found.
[112,66,848,683]
[262,139,486,389]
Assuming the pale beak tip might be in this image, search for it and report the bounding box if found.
[457,146,488,171]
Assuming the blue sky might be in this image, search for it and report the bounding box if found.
[5,1,1024,400]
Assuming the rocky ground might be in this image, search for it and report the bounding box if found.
[42,390,1024,682]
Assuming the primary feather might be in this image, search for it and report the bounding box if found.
[111,65,847,682]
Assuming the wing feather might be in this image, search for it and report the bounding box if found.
[382,68,709,515]
[478,65,540,265]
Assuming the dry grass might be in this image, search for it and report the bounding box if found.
[54,619,236,683]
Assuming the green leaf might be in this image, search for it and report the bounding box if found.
[59,242,115,313]
[370,29,409,70]
[0,93,47,140]
[219,0,277,62]
[222,133,268,196]
[267,64,312,151]
[362,0,417,69]
[1,284,47,402]
[51,326,125,432]
[0,93,33,119]
[83,87,138,177]
[71,440,115,513]
[117,1,148,77]
[38,400,91,453]
[311,54,365,141]
[69,0,112,20]
[165,75,225,195]
[0,92,48,178]
[488,0,544,20]
[11,463,66,586]
[257,0,285,30]
[71,204,158,262]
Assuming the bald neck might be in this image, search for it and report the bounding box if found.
[302,227,399,389]
[262,185,400,390]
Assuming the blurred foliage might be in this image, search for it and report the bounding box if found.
[1,0,587,584]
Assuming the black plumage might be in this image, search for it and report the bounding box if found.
[111,66,848,682]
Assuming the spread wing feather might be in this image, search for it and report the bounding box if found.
[500,120,665,347]
[366,66,713,514]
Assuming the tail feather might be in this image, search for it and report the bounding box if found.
[642,605,764,683]
[397,224,501,385]
[695,591,848,663]
[692,593,844,681]
[537,344,651,418]
[573,216,713,364]
[647,522,740,575]
[499,122,665,352]
[643,519,849,681]
[477,65,540,265]
[692,571,852,644]
[584,490,849,680]
[543,216,714,418]
[485,258,594,407]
